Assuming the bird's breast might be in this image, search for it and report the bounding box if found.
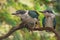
[45,17,54,27]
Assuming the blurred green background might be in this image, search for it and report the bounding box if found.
[0,0,60,40]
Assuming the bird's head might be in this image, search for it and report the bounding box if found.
[12,10,26,17]
[40,10,53,17]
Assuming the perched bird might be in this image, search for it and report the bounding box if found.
[40,10,56,29]
[12,10,40,29]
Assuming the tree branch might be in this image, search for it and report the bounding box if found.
[0,22,60,40]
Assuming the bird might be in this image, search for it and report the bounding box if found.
[12,10,40,29]
[42,17,56,29]
[41,10,56,29]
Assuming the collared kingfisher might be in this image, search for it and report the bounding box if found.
[40,10,56,29]
[12,10,40,28]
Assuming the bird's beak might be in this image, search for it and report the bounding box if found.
[12,13,17,15]
[12,13,19,17]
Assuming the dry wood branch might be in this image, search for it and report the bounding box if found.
[0,22,60,40]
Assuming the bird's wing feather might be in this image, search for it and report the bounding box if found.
[53,18,56,29]
[42,17,46,27]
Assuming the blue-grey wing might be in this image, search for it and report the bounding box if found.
[28,10,39,19]
[42,17,46,27]
[53,18,56,29]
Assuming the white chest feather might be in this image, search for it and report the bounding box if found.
[45,17,53,27]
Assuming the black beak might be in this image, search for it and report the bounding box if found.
[12,13,17,15]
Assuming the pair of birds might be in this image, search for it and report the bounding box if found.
[12,10,56,29]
